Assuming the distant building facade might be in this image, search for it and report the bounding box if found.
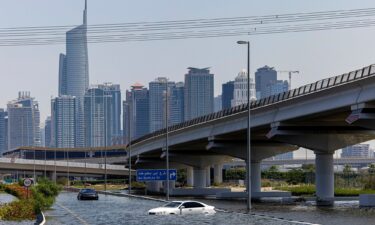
[84,87,112,147]
[44,117,52,148]
[97,83,122,141]
[123,83,150,141]
[214,95,222,112]
[170,82,185,125]
[264,80,289,97]
[231,70,256,107]
[341,144,372,158]
[0,109,6,154]
[51,95,76,148]
[184,67,214,120]
[222,81,234,109]
[255,66,277,99]
[7,92,40,149]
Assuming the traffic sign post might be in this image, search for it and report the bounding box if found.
[23,178,32,199]
[136,169,177,182]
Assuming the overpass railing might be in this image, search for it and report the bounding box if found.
[131,64,375,145]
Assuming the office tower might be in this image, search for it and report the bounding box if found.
[98,83,122,140]
[123,83,149,141]
[0,109,6,154]
[51,96,76,148]
[7,92,40,149]
[341,144,372,158]
[255,66,277,99]
[58,0,89,147]
[149,77,175,132]
[222,81,234,109]
[274,152,293,160]
[84,87,112,147]
[184,67,214,120]
[231,70,256,107]
[44,117,52,147]
[264,80,289,97]
[214,95,222,112]
[170,82,185,125]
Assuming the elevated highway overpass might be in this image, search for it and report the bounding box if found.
[127,64,375,204]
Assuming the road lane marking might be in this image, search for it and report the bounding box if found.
[56,202,90,225]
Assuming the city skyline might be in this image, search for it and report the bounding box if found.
[1,1,375,121]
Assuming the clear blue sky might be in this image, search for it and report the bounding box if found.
[1,0,375,123]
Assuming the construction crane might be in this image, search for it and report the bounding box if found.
[277,70,299,90]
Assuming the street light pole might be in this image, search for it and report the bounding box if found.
[165,80,170,201]
[237,40,252,211]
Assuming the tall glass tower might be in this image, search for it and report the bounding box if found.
[58,0,89,147]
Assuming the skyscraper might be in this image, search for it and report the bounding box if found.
[149,77,175,133]
[51,96,76,148]
[84,87,112,147]
[44,117,52,148]
[58,0,89,147]
[222,81,234,110]
[0,109,6,154]
[184,67,214,120]
[264,80,289,97]
[231,70,256,107]
[98,83,122,140]
[214,95,222,112]
[170,82,185,125]
[255,66,277,99]
[7,92,40,149]
[123,83,149,141]
[341,144,372,158]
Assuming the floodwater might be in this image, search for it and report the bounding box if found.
[45,192,301,225]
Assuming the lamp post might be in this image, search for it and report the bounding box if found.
[164,80,170,201]
[237,40,251,211]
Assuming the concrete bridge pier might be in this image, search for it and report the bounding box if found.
[147,181,162,193]
[251,161,261,193]
[186,166,194,186]
[206,166,211,186]
[315,152,334,206]
[213,164,223,184]
[193,167,207,188]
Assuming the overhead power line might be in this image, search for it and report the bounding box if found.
[1,8,375,46]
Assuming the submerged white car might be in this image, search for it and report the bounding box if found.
[148,201,216,215]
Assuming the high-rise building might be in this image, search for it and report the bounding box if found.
[149,77,176,132]
[58,0,89,147]
[231,70,256,107]
[51,96,76,148]
[84,87,112,147]
[222,81,234,109]
[7,92,40,149]
[98,83,122,140]
[170,82,185,125]
[255,66,277,99]
[264,80,289,97]
[274,152,293,160]
[214,95,222,112]
[44,117,52,148]
[184,67,214,120]
[0,109,6,154]
[341,144,372,158]
[123,83,149,141]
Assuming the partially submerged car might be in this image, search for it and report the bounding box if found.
[148,201,215,215]
[77,188,99,200]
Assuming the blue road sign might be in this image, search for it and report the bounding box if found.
[136,169,177,181]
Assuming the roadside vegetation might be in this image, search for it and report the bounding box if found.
[224,164,375,197]
[0,178,61,221]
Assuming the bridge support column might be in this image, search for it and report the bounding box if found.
[251,161,261,193]
[193,167,207,188]
[206,166,211,187]
[315,152,334,206]
[187,167,194,186]
[214,164,223,184]
[147,181,162,193]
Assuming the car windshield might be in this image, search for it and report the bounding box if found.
[81,189,95,193]
[163,202,182,208]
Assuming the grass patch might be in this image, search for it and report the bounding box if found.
[278,184,375,197]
